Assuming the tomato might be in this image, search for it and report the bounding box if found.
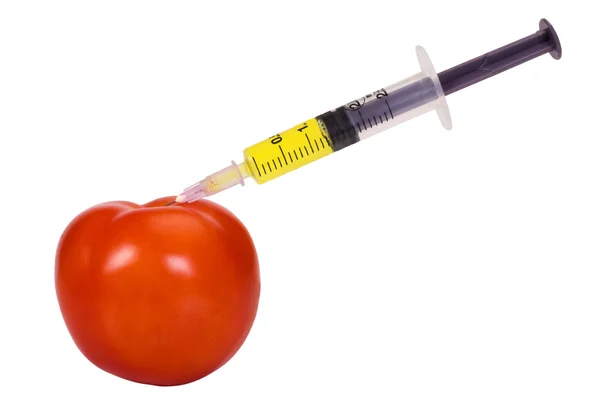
[55,196,260,386]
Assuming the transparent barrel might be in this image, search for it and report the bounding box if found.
[316,45,452,154]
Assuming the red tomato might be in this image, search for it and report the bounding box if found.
[55,196,260,386]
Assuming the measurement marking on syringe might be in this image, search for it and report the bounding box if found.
[252,157,262,177]
[379,115,384,124]
[384,111,389,121]
[314,139,320,151]
[293,150,298,160]
[262,164,266,175]
[277,157,282,167]
[279,145,288,165]
[358,110,367,129]
[305,134,314,153]
[385,100,394,118]
[320,138,325,148]
[299,148,304,158]
[368,118,373,128]
[304,145,309,155]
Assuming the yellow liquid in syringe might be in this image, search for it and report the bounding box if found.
[242,118,333,184]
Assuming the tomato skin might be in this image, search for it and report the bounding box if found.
[55,197,260,386]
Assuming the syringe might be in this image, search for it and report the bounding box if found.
[175,18,561,203]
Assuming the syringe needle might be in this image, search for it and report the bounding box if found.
[174,162,247,203]
[164,200,176,206]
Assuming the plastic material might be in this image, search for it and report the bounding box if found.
[178,161,245,202]
[438,18,562,95]
[416,45,452,130]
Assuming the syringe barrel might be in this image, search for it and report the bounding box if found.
[240,46,451,185]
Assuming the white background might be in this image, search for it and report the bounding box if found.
[1,1,598,402]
